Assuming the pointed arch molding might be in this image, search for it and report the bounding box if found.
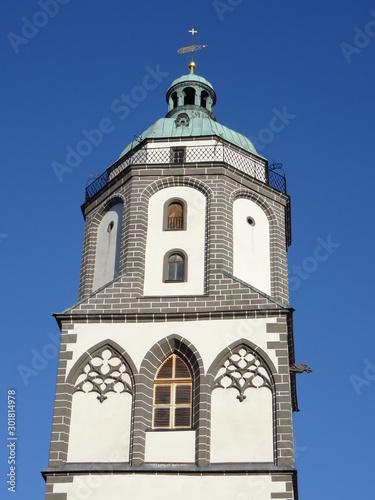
[140,334,204,379]
[208,339,276,402]
[131,335,207,465]
[91,194,127,227]
[138,176,213,204]
[66,340,137,403]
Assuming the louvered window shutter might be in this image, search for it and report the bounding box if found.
[153,354,192,429]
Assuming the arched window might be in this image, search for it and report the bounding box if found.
[167,253,184,281]
[163,250,188,282]
[167,202,183,230]
[183,86,195,105]
[152,354,192,429]
[200,90,209,108]
[163,199,186,231]
[171,91,178,109]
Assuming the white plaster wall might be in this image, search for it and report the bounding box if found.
[210,387,273,463]
[54,473,289,500]
[233,198,271,295]
[64,319,281,468]
[67,392,132,462]
[93,203,122,291]
[145,430,195,463]
[143,187,206,295]
[64,318,280,377]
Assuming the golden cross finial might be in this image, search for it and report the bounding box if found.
[177,28,207,73]
[188,28,198,58]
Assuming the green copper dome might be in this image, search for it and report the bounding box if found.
[119,116,260,158]
[118,72,260,159]
[168,73,214,92]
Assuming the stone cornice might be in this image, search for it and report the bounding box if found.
[53,307,292,327]
[42,462,297,477]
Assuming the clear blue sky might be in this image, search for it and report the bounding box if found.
[1,1,375,498]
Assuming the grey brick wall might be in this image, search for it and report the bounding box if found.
[77,162,290,306]
[44,156,298,497]
[47,325,76,467]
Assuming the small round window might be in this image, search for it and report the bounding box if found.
[107,221,114,232]
[246,217,255,226]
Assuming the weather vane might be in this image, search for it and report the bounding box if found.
[177,28,207,73]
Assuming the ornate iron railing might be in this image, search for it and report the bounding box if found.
[85,143,286,201]
[268,170,287,192]
[85,170,109,200]
[167,217,183,230]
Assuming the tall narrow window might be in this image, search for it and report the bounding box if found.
[183,87,195,105]
[163,199,186,231]
[200,90,209,108]
[153,354,192,429]
[171,91,178,109]
[167,202,183,230]
[168,253,184,281]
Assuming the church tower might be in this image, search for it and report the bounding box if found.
[43,44,302,500]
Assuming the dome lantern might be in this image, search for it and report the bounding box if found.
[165,73,216,121]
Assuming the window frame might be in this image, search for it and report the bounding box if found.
[171,147,186,164]
[163,198,187,231]
[171,91,178,109]
[167,253,184,281]
[200,90,209,108]
[163,249,188,283]
[182,86,196,106]
[152,354,193,430]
